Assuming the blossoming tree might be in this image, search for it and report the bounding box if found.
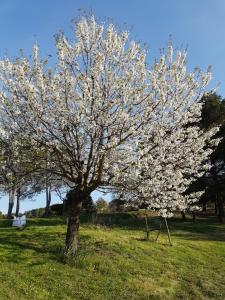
[0,131,46,218]
[0,16,216,255]
[0,16,153,255]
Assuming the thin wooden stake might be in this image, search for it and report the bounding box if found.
[164,218,172,246]
[144,214,150,240]
[155,219,162,242]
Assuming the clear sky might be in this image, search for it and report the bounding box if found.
[0,0,224,213]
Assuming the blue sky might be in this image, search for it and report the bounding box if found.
[0,0,224,213]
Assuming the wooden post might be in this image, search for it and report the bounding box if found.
[155,219,162,242]
[164,218,172,246]
[144,214,150,240]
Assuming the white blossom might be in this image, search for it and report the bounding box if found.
[0,16,218,220]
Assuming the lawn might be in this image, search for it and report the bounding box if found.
[0,213,224,300]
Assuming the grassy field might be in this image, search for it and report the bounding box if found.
[0,213,225,300]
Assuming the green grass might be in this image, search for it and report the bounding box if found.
[0,213,225,300]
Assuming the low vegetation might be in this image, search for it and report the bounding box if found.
[0,213,224,299]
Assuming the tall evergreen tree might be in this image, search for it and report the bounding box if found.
[194,93,225,222]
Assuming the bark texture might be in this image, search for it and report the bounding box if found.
[64,189,85,256]
[15,189,20,217]
[217,194,225,223]
[7,189,16,219]
[181,211,186,221]
[44,183,52,217]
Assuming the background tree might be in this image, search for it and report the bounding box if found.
[82,195,95,214]
[0,134,43,218]
[96,197,107,213]
[193,93,225,222]
[108,198,126,212]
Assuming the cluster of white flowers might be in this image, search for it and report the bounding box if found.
[115,46,219,217]
[0,16,218,218]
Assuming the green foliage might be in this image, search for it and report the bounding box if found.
[50,204,63,216]
[25,207,45,218]
[0,214,225,299]
[82,195,96,214]
[96,198,108,213]
[108,198,126,212]
[191,93,225,221]
[200,92,225,129]
[25,200,97,219]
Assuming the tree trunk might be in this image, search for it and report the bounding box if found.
[62,198,67,215]
[215,199,218,215]
[217,194,225,223]
[202,203,207,212]
[7,202,14,219]
[64,189,85,256]
[44,183,51,217]
[181,211,186,221]
[15,189,21,217]
[7,189,16,219]
[192,212,196,222]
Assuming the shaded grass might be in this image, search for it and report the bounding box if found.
[0,214,224,299]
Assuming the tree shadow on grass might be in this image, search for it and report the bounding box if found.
[91,213,225,242]
[27,217,67,227]
[0,219,12,228]
[0,231,64,264]
[88,212,161,230]
[168,216,225,239]
[171,226,225,242]
[0,214,224,266]
[0,230,94,265]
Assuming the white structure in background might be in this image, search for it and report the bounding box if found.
[12,215,26,227]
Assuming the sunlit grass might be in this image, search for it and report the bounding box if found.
[0,213,224,299]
